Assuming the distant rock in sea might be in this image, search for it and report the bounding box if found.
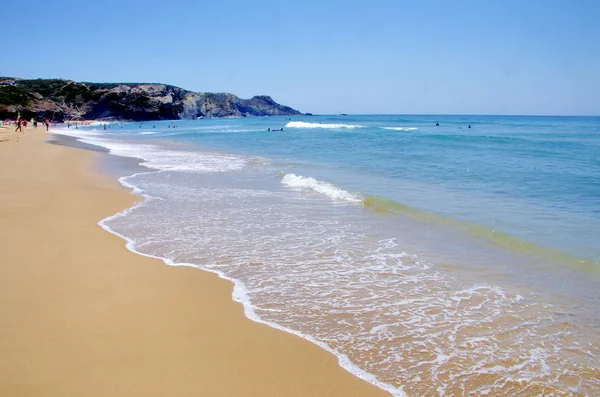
[0,77,303,121]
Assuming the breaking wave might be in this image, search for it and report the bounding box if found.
[285,121,365,129]
[381,127,418,131]
[281,173,363,203]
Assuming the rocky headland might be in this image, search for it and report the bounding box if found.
[0,78,302,121]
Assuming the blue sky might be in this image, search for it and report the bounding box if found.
[3,0,599,115]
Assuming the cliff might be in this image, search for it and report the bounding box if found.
[0,78,302,121]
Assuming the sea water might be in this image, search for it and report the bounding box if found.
[59,115,600,396]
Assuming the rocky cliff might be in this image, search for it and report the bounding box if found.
[0,78,302,121]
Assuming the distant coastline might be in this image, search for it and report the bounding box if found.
[0,77,303,122]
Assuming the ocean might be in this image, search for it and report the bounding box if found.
[58,115,600,396]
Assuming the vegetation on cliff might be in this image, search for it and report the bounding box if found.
[0,78,302,121]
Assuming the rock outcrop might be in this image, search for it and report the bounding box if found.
[0,78,302,121]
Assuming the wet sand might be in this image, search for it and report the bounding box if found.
[0,127,388,397]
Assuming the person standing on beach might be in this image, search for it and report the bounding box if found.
[44,119,50,131]
[15,119,22,133]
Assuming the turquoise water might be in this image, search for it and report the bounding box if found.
[60,115,600,396]
[165,115,600,261]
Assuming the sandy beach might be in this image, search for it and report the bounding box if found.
[0,126,388,396]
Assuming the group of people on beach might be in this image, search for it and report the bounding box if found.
[12,118,50,132]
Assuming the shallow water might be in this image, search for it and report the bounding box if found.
[59,115,600,396]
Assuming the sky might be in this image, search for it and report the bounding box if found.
[3,0,599,115]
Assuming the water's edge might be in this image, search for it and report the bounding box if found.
[49,118,600,395]
[58,132,406,397]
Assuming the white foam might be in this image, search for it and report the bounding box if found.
[139,149,247,173]
[57,128,103,138]
[96,176,406,397]
[281,173,363,203]
[138,130,161,135]
[56,128,248,173]
[68,121,599,397]
[285,121,364,129]
[96,169,599,396]
[382,127,418,131]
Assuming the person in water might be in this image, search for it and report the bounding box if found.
[468,124,471,129]
[435,122,439,126]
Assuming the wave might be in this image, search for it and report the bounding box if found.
[381,127,418,131]
[285,121,365,129]
[55,128,249,173]
[99,170,590,397]
[56,128,103,137]
[97,174,406,397]
[138,130,162,135]
[105,143,249,173]
[281,174,363,203]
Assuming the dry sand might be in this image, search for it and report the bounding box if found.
[0,127,389,396]
[0,125,19,142]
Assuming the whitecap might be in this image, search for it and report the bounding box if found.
[381,127,418,131]
[285,121,365,129]
[281,173,363,203]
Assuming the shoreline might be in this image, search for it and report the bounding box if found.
[0,127,389,396]
[52,130,404,396]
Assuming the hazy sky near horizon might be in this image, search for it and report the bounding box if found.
[3,0,599,115]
